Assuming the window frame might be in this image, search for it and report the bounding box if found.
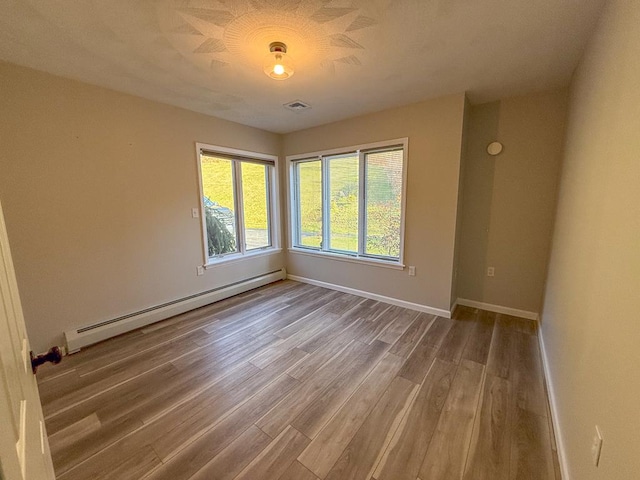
[196,143,280,267]
[287,138,408,269]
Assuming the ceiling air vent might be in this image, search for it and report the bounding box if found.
[284,100,311,112]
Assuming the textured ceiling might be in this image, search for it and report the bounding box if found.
[0,0,605,133]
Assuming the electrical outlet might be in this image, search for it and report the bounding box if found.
[192,208,199,218]
[408,266,416,276]
[196,266,205,276]
[487,267,495,277]
[592,426,603,466]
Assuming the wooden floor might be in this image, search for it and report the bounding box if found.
[37,280,561,480]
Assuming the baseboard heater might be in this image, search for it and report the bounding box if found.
[64,268,286,353]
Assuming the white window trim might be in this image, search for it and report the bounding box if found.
[203,247,283,269]
[286,137,408,268]
[195,142,280,267]
[287,247,405,270]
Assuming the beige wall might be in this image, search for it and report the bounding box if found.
[457,90,567,313]
[0,62,283,353]
[541,0,640,478]
[283,94,466,312]
[450,97,471,307]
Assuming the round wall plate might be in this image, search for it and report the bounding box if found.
[487,141,503,156]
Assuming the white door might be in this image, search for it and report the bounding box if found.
[0,199,55,480]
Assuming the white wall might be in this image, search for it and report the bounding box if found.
[450,97,471,308]
[0,62,284,353]
[0,61,468,351]
[283,94,466,313]
[540,0,640,478]
[457,90,568,314]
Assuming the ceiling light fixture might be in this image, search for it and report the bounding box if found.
[263,42,294,80]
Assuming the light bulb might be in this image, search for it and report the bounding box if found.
[263,42,294,80]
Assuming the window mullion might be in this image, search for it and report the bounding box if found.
[234,160,246,254]
[293,164,301,246]
[358,150,366,256]
[321,157,330,251]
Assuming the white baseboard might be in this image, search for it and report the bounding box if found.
[65,268,286,353]
[538,326,571,480]
[455,298,539,320]
[287,274,451,318]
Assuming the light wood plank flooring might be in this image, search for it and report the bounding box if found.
[37,280,561,480]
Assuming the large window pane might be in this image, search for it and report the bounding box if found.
[241,162,270,250]
[296,161,323,248]
[327,154,359,253]
[365,149,403,258]
[289,141,405,264]
[200,155,238,256]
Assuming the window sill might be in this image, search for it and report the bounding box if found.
[288,247,405,270]
[204,247,282,268]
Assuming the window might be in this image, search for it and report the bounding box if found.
[197,144,278,264]
[289,139,407,266]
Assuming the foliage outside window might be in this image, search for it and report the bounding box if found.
[289,140,406,264]
[197,145,277,262]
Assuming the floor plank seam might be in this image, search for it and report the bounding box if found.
[293,345,397,443]
[141,369,299,466]
[395,316,434,361]
[36,368,77,385]
[460,361,488,478]
[45,358,183,420]
[44,332,229,412]
[370,377,423,480]
[77,325,217,377]
[54,358,293,477]
[369,382,420,480]
[46,315,288,418]
[141,361,256,425]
